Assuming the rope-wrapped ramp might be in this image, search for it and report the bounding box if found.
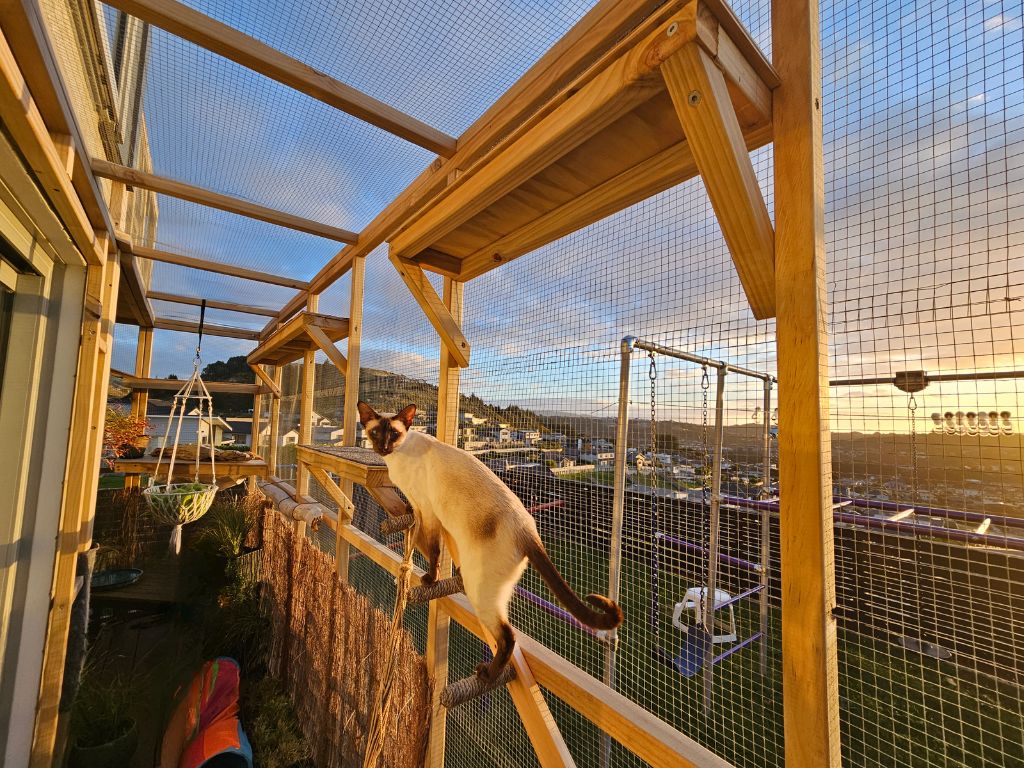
[440,664,517,710]
[408,573,464,605]
[379,513,415,536]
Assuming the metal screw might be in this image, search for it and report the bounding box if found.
[667,22,678,36]
[688,90,701,106]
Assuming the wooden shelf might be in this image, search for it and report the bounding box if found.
[389,0,778,319]
[247,311,350,368]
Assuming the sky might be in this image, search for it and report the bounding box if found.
[108,0,1024,434]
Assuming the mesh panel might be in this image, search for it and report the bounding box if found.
[98,0,1024,765]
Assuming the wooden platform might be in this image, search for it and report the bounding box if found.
[392,0,774,288]
[114,456,267,480]
[296,445,407,516]
[248,311,350,367]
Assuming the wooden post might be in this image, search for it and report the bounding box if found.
[31,248,120,766]
[126,326,153,489]
[268,366,282,475]
[771,2,842,766]
[297,295,317,495]
[336,255,365,582]
[424,277,463,768]
[249,366,265,492]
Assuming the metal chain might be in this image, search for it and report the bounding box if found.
[699,367,711,626]
[909,392,918,504]
[648,352,660,643]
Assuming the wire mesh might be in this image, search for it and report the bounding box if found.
[95,0,1024,765]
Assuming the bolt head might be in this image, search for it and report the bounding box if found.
[688,90,701,106]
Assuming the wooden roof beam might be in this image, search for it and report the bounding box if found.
[262,0,671,335]
[147,290,280,318]
[101,0,457,157]
[127,241,311,290]
[153,317,261,340]
[92,159,359,243]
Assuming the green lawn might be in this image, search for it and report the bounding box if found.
[349,532,1024,768]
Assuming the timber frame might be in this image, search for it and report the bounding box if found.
[6,0,841,765]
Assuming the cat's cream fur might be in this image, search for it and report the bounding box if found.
[358,401,622,683]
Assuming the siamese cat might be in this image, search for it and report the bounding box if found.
[358,401,623,683]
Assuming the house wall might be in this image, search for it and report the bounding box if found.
[0,151,89,765]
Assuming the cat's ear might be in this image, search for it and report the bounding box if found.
[396,404,417,428]
[357,401,378,425]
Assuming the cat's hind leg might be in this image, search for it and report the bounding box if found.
[461,553,526,683]
[413,512,442,585]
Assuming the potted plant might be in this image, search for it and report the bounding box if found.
[68,664,138,768]
[102,406,150,467]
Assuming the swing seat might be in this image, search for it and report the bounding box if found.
[672,625,713,678]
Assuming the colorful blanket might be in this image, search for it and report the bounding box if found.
[161,657,252,768]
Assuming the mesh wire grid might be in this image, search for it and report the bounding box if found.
[86,0,1024,765]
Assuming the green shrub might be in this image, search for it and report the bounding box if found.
[240,677,313,768]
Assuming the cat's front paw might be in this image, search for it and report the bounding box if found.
[421,571,437,586]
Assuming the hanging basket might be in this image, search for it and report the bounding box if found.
[144,482,218,554]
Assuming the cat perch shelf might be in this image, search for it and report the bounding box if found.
[389,0,779,369]
[247,311,350,375]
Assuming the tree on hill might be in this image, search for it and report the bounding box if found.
[202,355,255,415]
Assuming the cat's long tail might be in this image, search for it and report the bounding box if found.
[525,538,623,630]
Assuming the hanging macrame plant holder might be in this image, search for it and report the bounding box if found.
[143,301,218,554]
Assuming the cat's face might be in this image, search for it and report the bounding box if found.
[357,401,416,456]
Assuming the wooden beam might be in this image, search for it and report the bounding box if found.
[305,322,348,377]
[102,0,457,157]
[425,277,463,767]
[148,290,280,317]
[32,255,119,765]
[263,0,672,334]
[249,363,282,397]
[662,43,775,319]
[132,243,310,289]
[334,521,731,768]
[126,327,153,489]
[91,159,359,243]
[0,27,105,265]
[336,254,365,583]
[389,252,470,367]
[771,0,842,765]
[118,251,155,325]
[297,295,317,495]
[118,375,264,394]
[152,317,261,341]
[249,376,264,492]
[305,465,356,520]
[268,366,282,475]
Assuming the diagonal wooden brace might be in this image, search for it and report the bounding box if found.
[249,362,281,397]
[305,323,348,376]
[305,465,357,521]
[662,42,776,320]
[389,249,471,367]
